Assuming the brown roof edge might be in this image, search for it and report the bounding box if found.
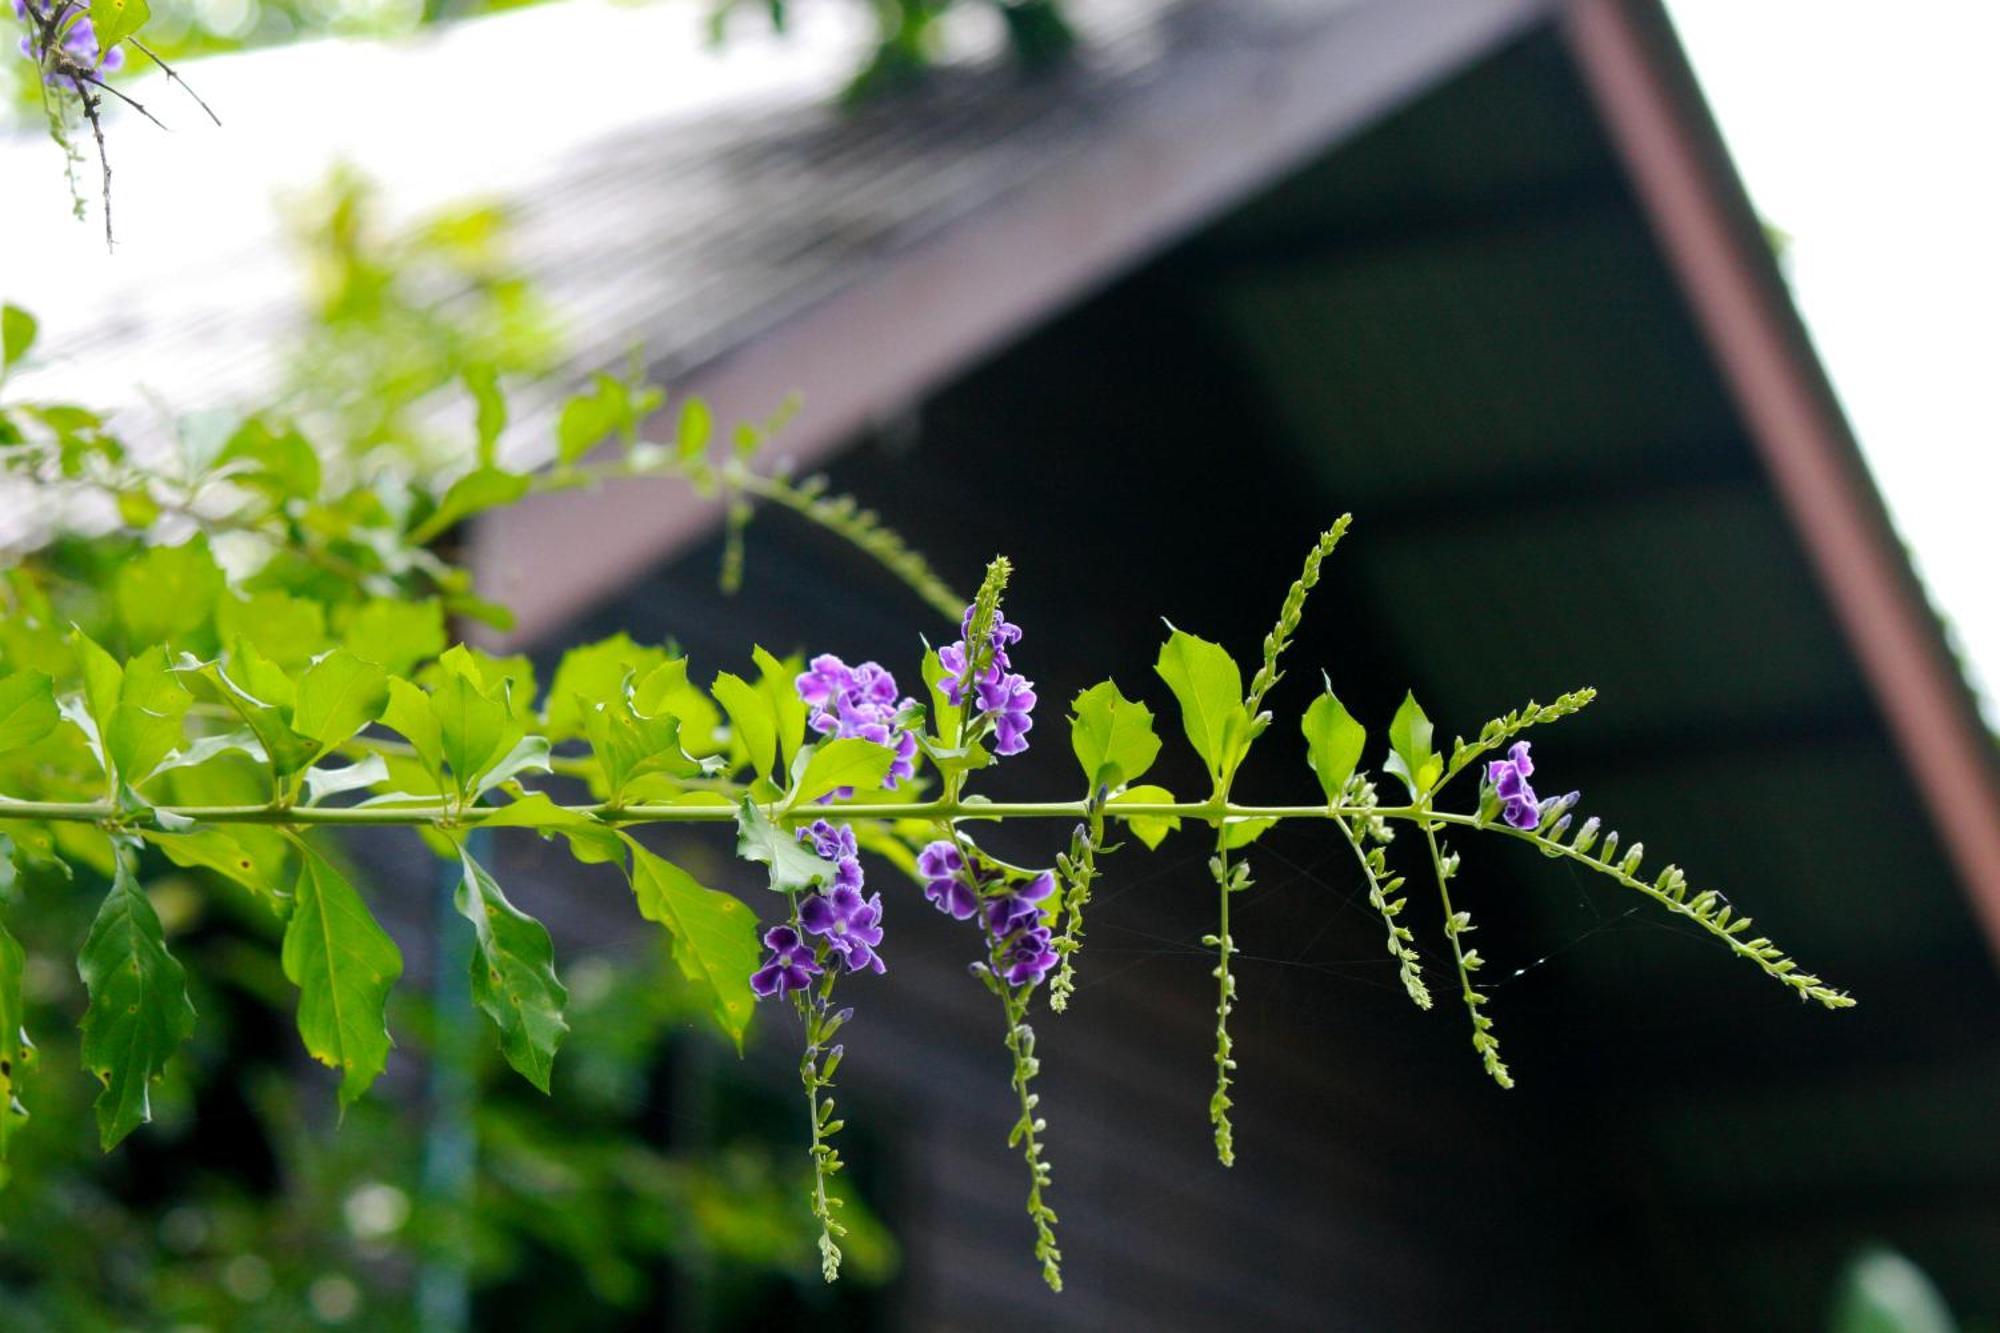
[472,0,1557,646]
[1562,0,2000,958]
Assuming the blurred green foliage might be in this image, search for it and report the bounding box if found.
[0,169,896,1328]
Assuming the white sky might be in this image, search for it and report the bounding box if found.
[1665,1,2000,725]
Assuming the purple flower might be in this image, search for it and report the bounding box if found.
[998,925,1060,987]
[1485,740,1542,831]
[750,925,822,999]
[801,886,887,976]
[795,653,919,790]
[983,870,1055,938]
[13,2,125,75]
[917,840,979,919]
[798,818,864,890]
[941,604,1036,754]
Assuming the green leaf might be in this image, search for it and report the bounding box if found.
[142,825,287,910]
[1,304,36,374]
[466,365,506,466]
[101,648,194,788]
[78,857,196,1149]
[215,590,327,672]
[89,0,148,52]
[282,839,402,1107]
[337,600,445,677]
[1221,817,1276,849]
[409,466,530,545]
[115,537,223,653]
[1110,784,1181,850]
[555,374,628,465]
[789,737,894,806]
[751,646,808,772]
[0,911,31,1186]
[175,649,316,779]
[216,418,321,508]
[1153,627,1250,781]
[625,841,760,1050]
[733,796,836,894]
[379,677,443,793]
[1068,680,1161,793]
[1385,690,1441,799]
[292,649,389,762]
[0,671,59,754]
[712,669,776,783]
[481,792,624,865]
[676,397,712,460]
[582,686,702,802]
[430,655,525,799]
[1301,681,1366,804]
[455,847,568,1092]
[541,634,666,741]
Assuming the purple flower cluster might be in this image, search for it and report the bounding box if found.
[939,606,1036,755]
[13,1,125,76]
[751,819,888,1000]
[919,839,1059,988]
[796,654,918,789]
[1485,741,1542,830]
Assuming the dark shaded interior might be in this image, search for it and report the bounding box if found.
[511,24,2000,1331]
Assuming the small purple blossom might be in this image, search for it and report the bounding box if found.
[998,925,1060,987]
[13,1,125,76]
[801,885,887,976]
[798,818,864,890]
[917,840,979,919]
[983,870,1055,938]
[795,653,919,790]
[750,925,822,999]
[941,604,1036,754]
[1485,740,1542,831]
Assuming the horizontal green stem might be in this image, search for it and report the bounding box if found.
[0,797,1433,828]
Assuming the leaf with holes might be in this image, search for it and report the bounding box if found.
[78,857,196,1149]
[455,847,568,1092]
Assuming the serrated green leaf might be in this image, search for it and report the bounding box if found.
[78,857,196,1149]
[1109,783,1180,850]
[625,841,760,1050]
[283,839,402,1107]
[1385,690,1441,799]
[1069,679,1161,793]
[583,683,703,802]
[410,466,530,545]
[431,659,524,800]
[733,796,836,893]
[1301,682,1366,804]
[0,910,31,1185]
[455,847,568,1092]
[1153,627,1250,781]
[1,304,35,374]
[712,669,776,783]
[175,649,315,779]
[0,671,59,754]
[541,634,667,741]
[292,649,388,761]
[216,417,321,509]
[790,737,894,806]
